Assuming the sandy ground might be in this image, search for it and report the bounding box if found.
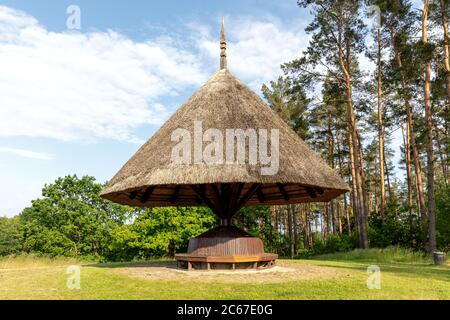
[115,261,342,284]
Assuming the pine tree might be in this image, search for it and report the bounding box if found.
[283,0,369,248]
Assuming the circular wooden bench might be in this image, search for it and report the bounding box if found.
[175,253,278,270]
[175,226,278,270]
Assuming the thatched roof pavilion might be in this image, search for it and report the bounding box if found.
[101,20,349,270]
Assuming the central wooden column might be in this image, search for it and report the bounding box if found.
[191,183,261,221]
[176,183,277,270]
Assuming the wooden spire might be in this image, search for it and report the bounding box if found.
[220,18,227,70]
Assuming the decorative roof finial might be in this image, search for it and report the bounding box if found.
[220,17,227,70]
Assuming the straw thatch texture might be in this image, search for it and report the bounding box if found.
[101,69,349,207]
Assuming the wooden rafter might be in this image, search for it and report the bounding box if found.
[220,183,231,215]
[129,190,138,200]
[191,184,221,216]
[305,187,317,198]
[234,183,261,212]
[235,183,245,200]
[225,183,244,216]
[276,183,290,201]
[211,184,221,203]
[140,186,155,203]
[170,185,181,203]
[315,187,325,195]
[256,188,265,203]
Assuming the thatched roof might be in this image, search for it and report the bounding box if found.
[101,21,349,209]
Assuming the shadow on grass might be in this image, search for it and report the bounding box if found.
[86,260,177,269]
[312,261,450,282]
[86,256,450,283]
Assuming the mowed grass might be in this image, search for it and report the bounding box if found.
[0,249,448,300]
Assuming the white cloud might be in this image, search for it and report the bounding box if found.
[0,6,312,217]
[0,147,52,160]
[0,7,308,144]
[0,6,208,143]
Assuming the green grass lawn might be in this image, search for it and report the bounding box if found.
[0,248,448,300]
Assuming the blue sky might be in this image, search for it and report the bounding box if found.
[0,0,314,217]
[0,1,423,217]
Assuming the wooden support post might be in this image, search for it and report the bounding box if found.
[207,262,211,271]
[187,261,192,271]
[253,262,258,269]
[232,263,235,270]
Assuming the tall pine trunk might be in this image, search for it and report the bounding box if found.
[339,17,368,248]
[293,205,298,253]
[439,0,450,102]
[357,130,369,217]
[348,132,359,233]
[287,205,294,258]
[422,1,437,252]
[345,205,351,236]
[337,201,343,235]
[393,36,427,218]
[402,123,413,214]
[376,27,387,220]
[435,128,448,180]
[302,205,310,249]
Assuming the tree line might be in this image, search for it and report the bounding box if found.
[0,172,447,260]
[0,176,215,260]
[262,0,449,254]
[0,0,449,260]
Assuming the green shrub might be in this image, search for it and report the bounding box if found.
[368,209,426,251]
[20,175,133,258]
[312,246,431,264]
[436,183,450,251]
[106,207,216,261]
[0,217,22,256]
[294,232,358,258]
